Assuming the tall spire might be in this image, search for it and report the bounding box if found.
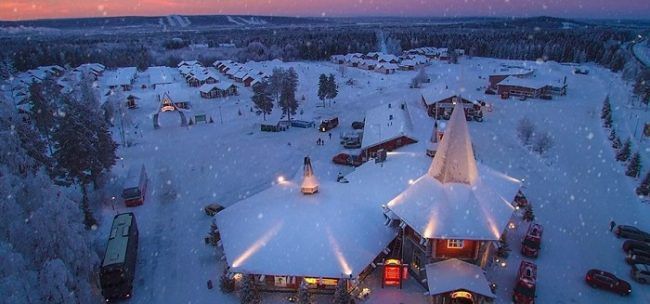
[301,156,319,194]
[427,100,478,184]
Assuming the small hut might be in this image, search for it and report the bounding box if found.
[300,156,319,195]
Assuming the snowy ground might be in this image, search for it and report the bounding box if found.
[95,56,650,303]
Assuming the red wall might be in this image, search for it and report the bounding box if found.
[434,240,478,260]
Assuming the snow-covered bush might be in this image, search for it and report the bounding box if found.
[517,117,536,146]
[532,132,554,155]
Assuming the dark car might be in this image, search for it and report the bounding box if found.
[521,223,543,258]
[351,121,364,130]
[585,269,631,296]
[332,153,362,167]
[203,203,225,216]
[614,225,650,242]
[626,249,650,265]
[631,264,650,284]
[622,240,650,253]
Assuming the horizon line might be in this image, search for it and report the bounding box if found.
[1,13,649,23]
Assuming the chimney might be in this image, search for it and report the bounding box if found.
[301,156,319,195]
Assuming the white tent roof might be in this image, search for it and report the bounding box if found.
[425,259,495,298]
[387,102,520,240]
[216,153,430,278]
[361,102,416,150]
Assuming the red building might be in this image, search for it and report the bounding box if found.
[360,102,418,161]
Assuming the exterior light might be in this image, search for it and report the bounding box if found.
[500,261,507,268]
[277,176,285,184]
[408,179,415,185]
[509,222,516,229]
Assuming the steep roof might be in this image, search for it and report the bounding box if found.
[428,101,478,184]
[387,102,521,240]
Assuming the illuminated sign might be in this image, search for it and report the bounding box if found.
[383,259,405,287]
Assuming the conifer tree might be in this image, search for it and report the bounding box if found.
[252,81,273,120]
[332,279,351,304]
[636,171,650,197]
[608,128,616,141]
[219,273,235,293]
[326,73,338,106]
[317,74,328,107]
[612,136,622,150]
[626,152,642,178]
[601,96,611,120]
[616,139,631,162]
[240,275,261,304]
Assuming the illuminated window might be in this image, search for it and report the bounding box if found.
[447,239,464,249]
[411,253,422,271]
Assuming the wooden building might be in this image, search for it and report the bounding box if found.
[385,102,521,300]
[420,93,484,121]
[199,82,238,99]
[360,102,418,161]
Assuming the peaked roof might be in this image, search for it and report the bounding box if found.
[425,259,495,298]
[428,101,478,185]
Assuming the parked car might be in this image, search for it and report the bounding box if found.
[319,117,339,132]
[513,261,537,304]
[204,203,225,216]
[351,121,365,130]
[631,264,650,284]
[585,269,631,296]
[332,153,362,167]
[623,240,650,253]
[626,249,650,265]
[521,223,543,258]
[615,225,650,242]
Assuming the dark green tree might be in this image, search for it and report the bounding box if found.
[332,279,351,304]
[317,73,328,107]
[326,73,338,106]
[616,139,631,162]
[251,81,273,120]
[240,275,261,304]
[636,171,650,197]
[626,152,642,178]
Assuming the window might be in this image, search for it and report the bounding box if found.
[447,239,464,249]
[411,253,422,272]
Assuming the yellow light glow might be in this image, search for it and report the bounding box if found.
[326,227,352,276]
[231,221,284,268]
[451,291,473,300]
[508,222,516,229]
[500,261,507,267]
[385,259,401,265]
[277,176,286,184]
[408,179,415,185]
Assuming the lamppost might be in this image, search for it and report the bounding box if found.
[219,105,223,124]
[111,196,116,214]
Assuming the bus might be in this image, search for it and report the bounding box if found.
[122,165,147,207]
[100,213,139,302]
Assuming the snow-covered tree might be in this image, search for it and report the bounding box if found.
[411,67,429,88]
[616,139,631,162]
[608,128,617,141]
[326,74,338,105]
[612,135,622,150]
[38,259,76,304]
[637,171,650,197]
[317,74,328,107]
[296,279,312,304]
[251,81,273,120]
[532,132,554,155]
[601,95,611,118]
[332,279,351,304]
[278,68,299,121]
[240,275,261,304]
[0,57,17,81]
[28,80,61,154]
[219,272,235,293]
[626,152,642,178]
[517,117,535,146]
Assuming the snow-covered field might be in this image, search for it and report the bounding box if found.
[96,56,650,303]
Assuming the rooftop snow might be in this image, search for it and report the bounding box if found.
[497,74,566,89]
[425,259,495,298]
[106,67,137,86]
[388,103,520,240]
[489,67,534,77]
[216,153,430,278]
[361,102,416,150]
[420,86,481,106]
[148,66,175,85]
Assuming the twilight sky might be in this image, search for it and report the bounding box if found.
[1,0,649,21]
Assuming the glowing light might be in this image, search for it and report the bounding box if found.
[233,273,243,281]
[231,221,283,268]
[408,179,415,185]
[277,176,286,184]
[326,227,352,276]
[509,222,516,229]
[500,261,507,267]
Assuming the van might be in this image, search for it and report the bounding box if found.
[122,165,147,207]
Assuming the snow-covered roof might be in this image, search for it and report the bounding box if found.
[107,67,137,86]
[399,60,416,67]
[148,66,174,85]
[378,54,399,63]
[497,75,565,90]
[387,103,520,240]
[421,87,481,107]
[178,60,200,67]
[377,63,398,70]
[216,153,431,278]
[75,63,105,74]
[361,102,416,150]
[424,259,495,298]
[232,70,248,79]
[215,81,236,90]
[361,60,378,67]
[489,67,533,77]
